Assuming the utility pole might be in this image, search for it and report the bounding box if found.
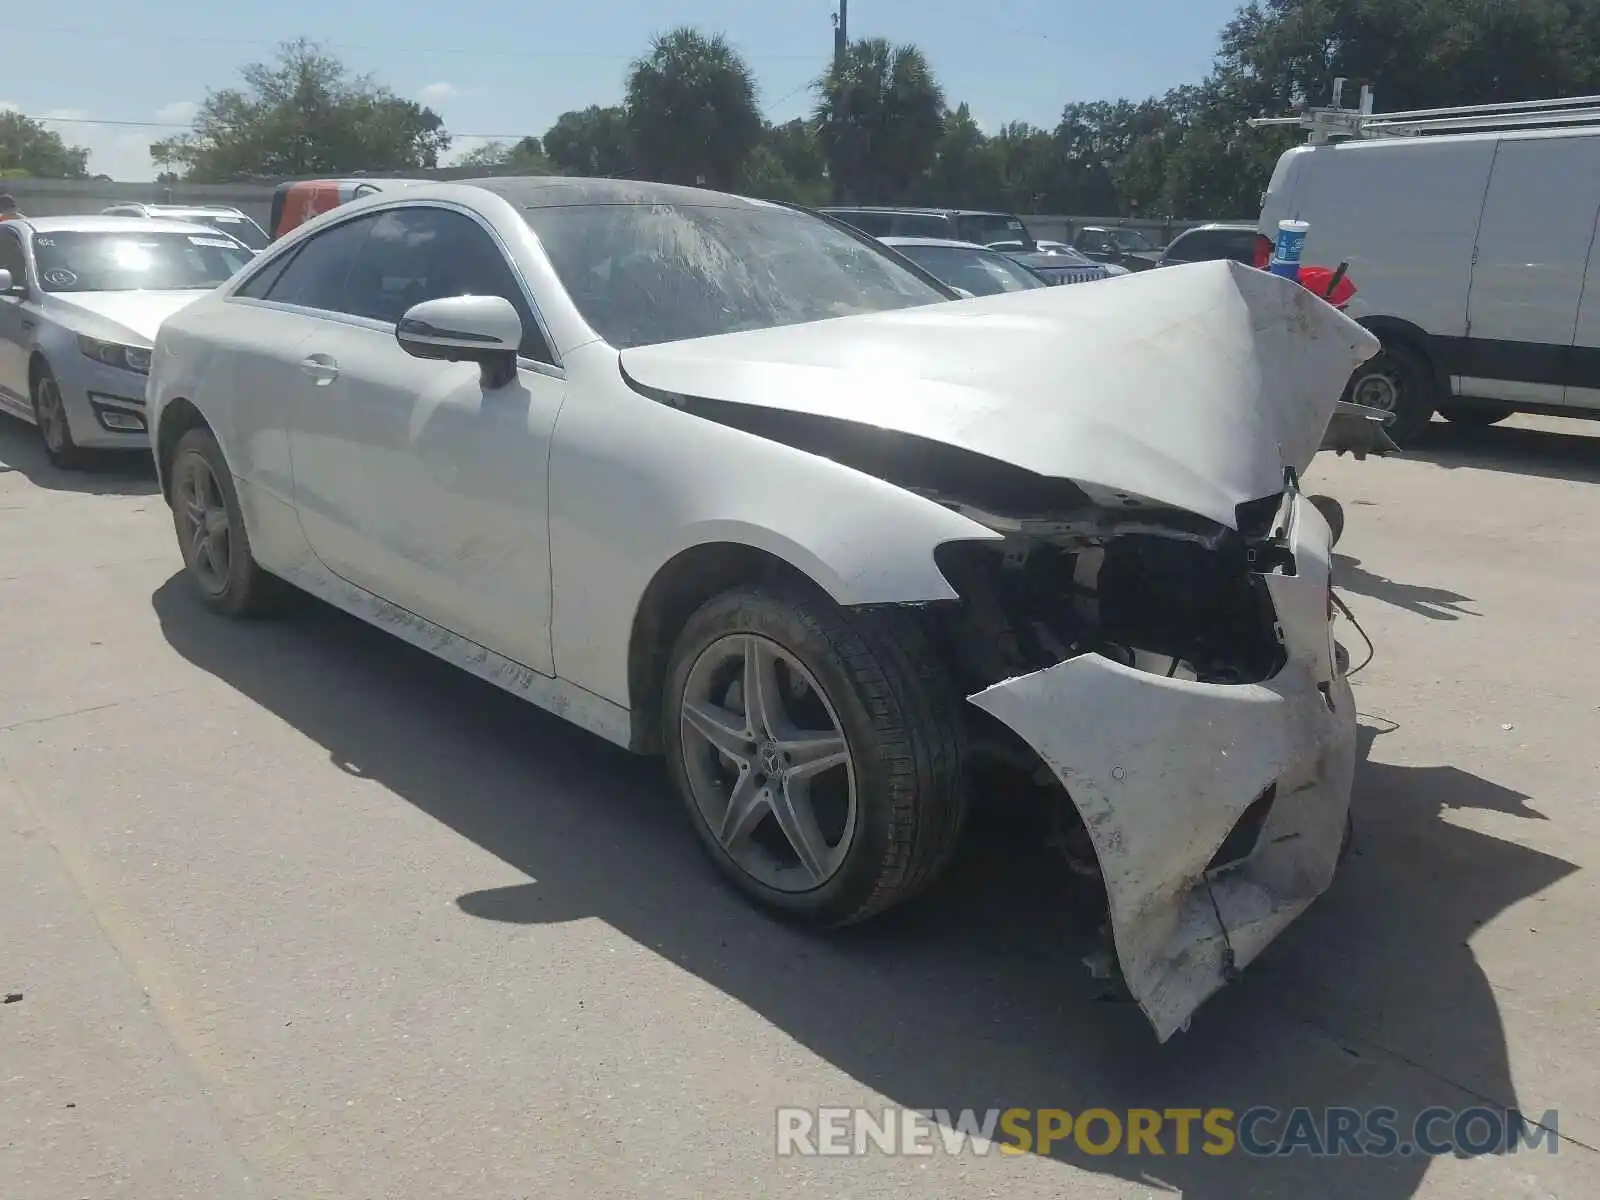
[833,0,848,72]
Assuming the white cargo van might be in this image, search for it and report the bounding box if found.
[1259,95,1600,443]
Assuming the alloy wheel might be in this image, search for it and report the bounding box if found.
[34,377,67,452]
[175,454,233,596]
[678,633,857,893]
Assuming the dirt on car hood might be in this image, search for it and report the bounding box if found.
[619,260,1379,530]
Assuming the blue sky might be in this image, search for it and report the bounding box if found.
[4,0,1243,180]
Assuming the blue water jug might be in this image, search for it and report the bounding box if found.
[1269,220,1310,279]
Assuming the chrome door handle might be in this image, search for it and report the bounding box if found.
[300,354,339,384]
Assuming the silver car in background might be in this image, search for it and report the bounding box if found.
[0,215,254,467]
[100,203,270,253]
[879,236,1053,296]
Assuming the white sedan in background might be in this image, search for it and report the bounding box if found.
[146,177,1377,1041]
[0,215,254,467]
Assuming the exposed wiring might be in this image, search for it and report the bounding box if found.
[1332,590,1376,676]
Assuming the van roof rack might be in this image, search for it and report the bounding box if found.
[1248,79,1600,144]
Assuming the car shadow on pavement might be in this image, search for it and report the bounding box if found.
[1407,419,1600,485]
[1333,554,1479,621]
[0,413,158,496]
[152,578,1579,1200]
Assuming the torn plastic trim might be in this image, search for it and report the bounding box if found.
[965,490,1354,1041]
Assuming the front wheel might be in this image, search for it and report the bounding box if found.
[663,585,967,927]
[1344,340,1436,447]
[31,364,88,469]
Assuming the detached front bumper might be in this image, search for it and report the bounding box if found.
[968,493,1357,1041]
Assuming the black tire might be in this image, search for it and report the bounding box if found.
[1438,399,1514,427]
[31,363,90,470]
[663,584,967,927]
[168,426,285,617]
[1344,339,1436,447]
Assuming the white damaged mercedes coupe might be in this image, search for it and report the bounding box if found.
[147,177,1379,1041]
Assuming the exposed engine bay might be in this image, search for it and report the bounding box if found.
[928,493,1296,696]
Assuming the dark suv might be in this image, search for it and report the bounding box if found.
[1156,223,1269,269]
[821,206,1036,250]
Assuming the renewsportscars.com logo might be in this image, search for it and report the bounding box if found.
[775,1106,1562,1158]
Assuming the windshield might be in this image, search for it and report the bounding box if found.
[32,231,253,293]
[894,243,1046,296]
[187,213,269,250]
[523,202,948,348]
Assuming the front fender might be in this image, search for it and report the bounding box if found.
[547,343,1001,709]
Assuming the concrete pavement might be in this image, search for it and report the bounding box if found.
[1,412,1596,1198]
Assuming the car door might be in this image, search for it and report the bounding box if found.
[1464,133,1600,407]
[288,203,564,677]
[228,213,376,515]
[0,225,34,416]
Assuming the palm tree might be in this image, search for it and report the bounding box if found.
[815,38,946,202]
[624,27,763,189]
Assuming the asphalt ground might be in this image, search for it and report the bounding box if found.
[2,411,1596,1199]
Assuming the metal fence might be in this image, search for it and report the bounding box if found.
[1,178,1249,246]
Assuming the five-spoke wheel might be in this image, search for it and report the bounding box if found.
[664,585,967,926]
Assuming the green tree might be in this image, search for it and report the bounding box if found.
[736,119,829,205]
[150,39,450,181]
[0,111,90,178]
[921,103,1005,208]
[455,136,554,174]
[624,27,763,188]
[815,38,946,202]
[542,105,632,177]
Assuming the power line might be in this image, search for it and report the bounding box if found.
[10,112,544,140]
[11,25,821,62]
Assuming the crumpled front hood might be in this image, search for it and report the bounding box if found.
[620,260,1379,529]
[48,290,206,345]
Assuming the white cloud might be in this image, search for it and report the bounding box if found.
[418,82,457,106]
[443,135,497,166]
[41,107,90,121]
[0,100,17,112]
[155,100,199,124]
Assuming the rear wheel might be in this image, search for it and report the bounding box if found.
[1344,340,1436,446]
[1438,399,1514,427]
[169,426,285,617]
[31,364,89,470]
[663,585,966,927]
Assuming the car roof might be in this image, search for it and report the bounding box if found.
[1173,222,1258,235]
[880,236,994,250]
[824,204,1015,218]
[467,175,777,210]
[22,214,236,235]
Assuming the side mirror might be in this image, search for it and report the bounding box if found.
[0,268,17,294]
[396,294,523,388]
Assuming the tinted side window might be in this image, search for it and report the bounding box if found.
[262,214,377,311]
[831,211,893,236]
[892,213,954,238]
[234,247,298,299]
[343,206,553,363]
[0,228,25,283]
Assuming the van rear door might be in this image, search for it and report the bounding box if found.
[1459,131,1600,408]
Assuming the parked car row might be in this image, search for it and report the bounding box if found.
[0,215,256,465]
